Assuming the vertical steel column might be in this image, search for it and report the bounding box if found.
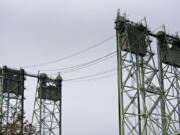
[20,69,25,135]
[6,93,10,135]
[39,76,44,135]
[142,19,148,135]
[136,55,142,135]
[157,32,167,135]
[175,68,180,131]
[115,11,124,135]
[56,74,63,135]
[43,101,45,135]
[140,57,147,135]
[0,68,3,133]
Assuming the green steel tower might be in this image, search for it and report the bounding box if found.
[115,11,180,135]
[156,31,180,134]
[31,73,62,135]
[0,66,25,134]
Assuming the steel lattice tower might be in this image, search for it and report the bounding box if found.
[31,73,62,135]
[156,31,180,134]
[0,66,25,134]
[115,11,180,135]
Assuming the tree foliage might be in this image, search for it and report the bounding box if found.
[0,113,36,135]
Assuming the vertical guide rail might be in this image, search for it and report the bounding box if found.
[115,10,124,135]
[140,56,147,135]
[156,32,167,135]
[136,55,142,135]
[142,18,149,135]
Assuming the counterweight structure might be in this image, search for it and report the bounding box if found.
[115,12,180,135]
[31,73,62,135]
[0,66,25,134]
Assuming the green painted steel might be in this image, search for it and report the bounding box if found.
[115,12,180,135]
[31,73,62,135]
[0,66,25,134]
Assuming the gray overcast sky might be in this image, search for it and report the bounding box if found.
[0,0,180,135]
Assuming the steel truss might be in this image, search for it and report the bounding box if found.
[0,66,25,135]
[115,12,180,135]
[31,73,62,135]
[157,31,180,134]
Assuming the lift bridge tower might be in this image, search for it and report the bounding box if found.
[0,66,25,134]
[156,31,180,134]
[31,73,62,135]
[115,12,180,135]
